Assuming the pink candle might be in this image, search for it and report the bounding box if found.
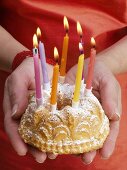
[86,37,96,89]
[33,34,42,106]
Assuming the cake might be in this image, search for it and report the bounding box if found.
[18,83,109,154]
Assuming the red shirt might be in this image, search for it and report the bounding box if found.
[1,0,127,69]
[0,1,127,170]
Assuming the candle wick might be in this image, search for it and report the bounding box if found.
[35,48,38,54]
[80,35,83,41]
[65,29,69,35]
[92,45,96,49]
[55,58,59,64]
[80,50,84,55]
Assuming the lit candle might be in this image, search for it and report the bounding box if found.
[77,21,84,49]
[79,43,85,86]
[59,16,69,83]
[86,37,96,90]
[33,34,42,106]
[37,27,50,90]
[77,21,84,83]
[72,43,84,108]
[50,47,59,111]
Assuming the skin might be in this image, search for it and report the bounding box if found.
[3,57,56,163]
[0,25,56,163]
[1,25,127,164]
[65,58,121,164]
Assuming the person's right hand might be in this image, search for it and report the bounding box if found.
[3,57,57,163]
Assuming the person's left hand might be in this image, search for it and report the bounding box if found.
[65,58,121,164]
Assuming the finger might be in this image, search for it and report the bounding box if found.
[65,78,74,85]
[100,76,121,121]
[3,85,28,156]
[81,151,96,164]
[92,89,101,102]
[7,70,30,118]
[29,147,47,163]
[47,153,58,159]
[100,121,119,159]
[118,88,122,116]
[65,73,75,85]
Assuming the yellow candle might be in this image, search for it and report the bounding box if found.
[60,16,69,77]
[50,47,59,105]
[73,54,84,102]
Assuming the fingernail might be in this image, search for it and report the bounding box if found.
[101,155,110,160]
[12,104,18,116]
[35,154,46,163]
[82,157,92,165]
[101,152,111,160]
[115,112,120,119]
[83,160,92,165]
[114,111,120,120]
[110,110,120,121]
[17,151,26,156]
[48,153,58,159]
[36,158,45,163]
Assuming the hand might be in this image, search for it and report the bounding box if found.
[65,58,121,164]
[3,57,57,163]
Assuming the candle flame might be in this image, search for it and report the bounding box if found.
[77,21,83,37]
[54,47,59,62]
[91,37,96,48]
[36,27,41,38]
[33,34,38,48]
[79,42,83,52]
[64,16,69,32]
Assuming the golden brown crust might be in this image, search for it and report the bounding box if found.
[18,87,110,154]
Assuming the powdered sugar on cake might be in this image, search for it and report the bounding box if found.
[19,83,109,151]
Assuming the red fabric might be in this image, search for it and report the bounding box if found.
[12,51,32,71]
[1,0,127,70]
[0,0,127,169]
[12,51,55,71]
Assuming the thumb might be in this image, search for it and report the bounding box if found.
[7,72,30,119]
[3,82,28,156]
[100,75,121,121]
